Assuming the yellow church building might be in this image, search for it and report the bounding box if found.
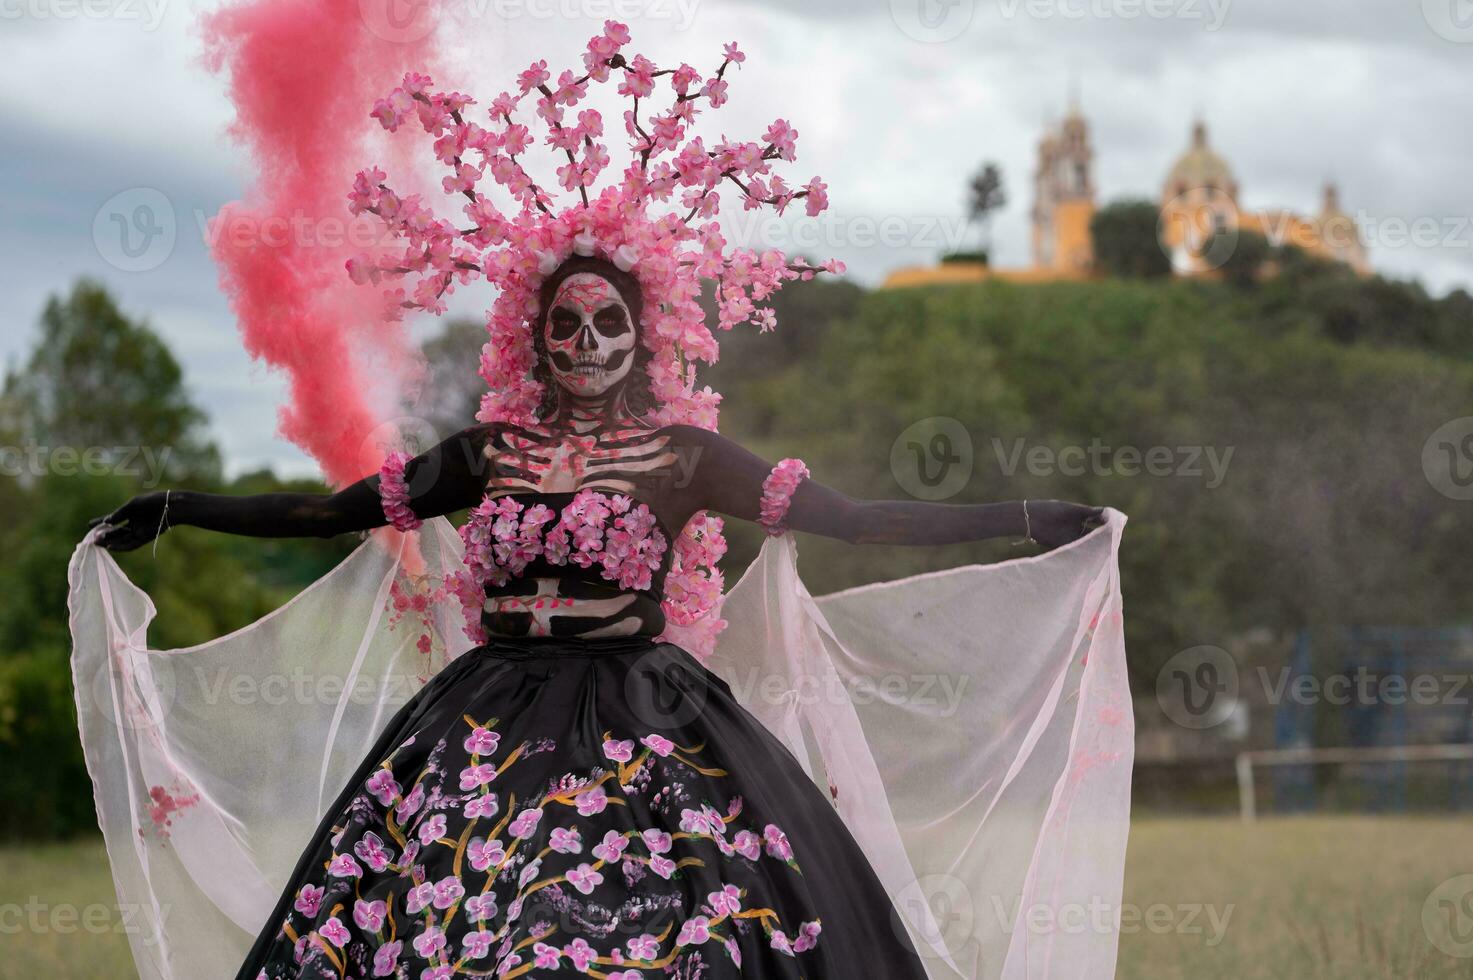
[884,112,1370,288]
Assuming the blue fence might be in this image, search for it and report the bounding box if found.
[1272,626,1473,812]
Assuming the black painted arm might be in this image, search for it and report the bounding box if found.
[678,427,1102,550]
[91,426,494,551]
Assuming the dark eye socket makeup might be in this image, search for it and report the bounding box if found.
[549,308,581,340]
[593,308,630,336]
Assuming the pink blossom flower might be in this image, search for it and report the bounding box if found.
[517,60,550,94]
[642,828,673,854]
[494,949,522,975]
[460,763,498,790]
[328,853,363,878]
[641,733,675,757]
[353,898,387,931]
[678,916,711,946]
[626,933,660,960]
[575,785,608,816]
[563,938,597,970]
[619,55,656,98]
[465,792,499,819]
[465,893,499,923]
[793,920,822,952]
[418,813,448,845]
[372,940,402,975]
[603,738,634,763]
[406,881,436,914]
[764,823,793,861]
[318,916,350,947]
[433,875,465,909]
[550,827,583,853]
[533,942,561,968]
[765,119,798,161]
[804,176,830,217]
[464,726,501,756]
[680,807,716,835]
[670,63,701,94]
[354,832,394,873]
[732,829,761,860]
[395,783,424,822]
[509,807,543,839]
[567,862,604,895]
[413,925,448,957]
[593,830,629,862]
[294,884,324,916]
[463,930,496,959]
[707,884,742,916]
[468,836,506,872]
[604,20,631,44]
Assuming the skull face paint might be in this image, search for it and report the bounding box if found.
[544,273,637,399]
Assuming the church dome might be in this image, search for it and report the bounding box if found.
[1164,121,1237,199]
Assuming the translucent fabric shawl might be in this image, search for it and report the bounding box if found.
[68,510,1131,979]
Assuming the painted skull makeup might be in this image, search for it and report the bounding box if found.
[544,273,637,399]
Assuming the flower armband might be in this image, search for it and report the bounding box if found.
[378,451,423,532]
[759,458,809,536]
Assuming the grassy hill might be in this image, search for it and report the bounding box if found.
[712,276,1473,688]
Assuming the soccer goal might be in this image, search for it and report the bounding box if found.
[1235,744,1473,821]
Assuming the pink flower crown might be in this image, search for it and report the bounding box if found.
[344,24,840,657]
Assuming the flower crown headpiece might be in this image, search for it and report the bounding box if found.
[344,23,841,656]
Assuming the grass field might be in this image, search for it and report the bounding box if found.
[3,817,1472,978]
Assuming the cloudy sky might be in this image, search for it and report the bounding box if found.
[4,0,1471,477]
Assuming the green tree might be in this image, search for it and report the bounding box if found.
[1210,228,1271,288]
[0,281,328,839]
[2,278,220,482]
[411,317,489,440]
[1091,200,1173,279]
[965,162,1007,260]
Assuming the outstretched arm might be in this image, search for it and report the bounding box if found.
[679,427,1102,550]
[90,426,494,551]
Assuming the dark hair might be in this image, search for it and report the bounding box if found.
[531,255,657,421]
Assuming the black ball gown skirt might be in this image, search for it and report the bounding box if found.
[236,636,932,979]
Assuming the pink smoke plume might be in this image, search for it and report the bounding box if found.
[201,0,443,486]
